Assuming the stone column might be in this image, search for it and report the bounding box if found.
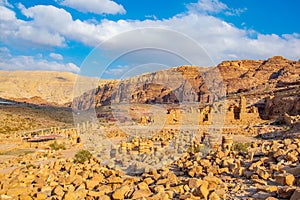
[240,96,247,113]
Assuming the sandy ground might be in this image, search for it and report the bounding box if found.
[0,144,17,151]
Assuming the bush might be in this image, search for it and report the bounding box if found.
[233,142,251,153]
[187,144,210,155]
[74,150,92,164]
[26,164,36,169]
[50,141,66,151]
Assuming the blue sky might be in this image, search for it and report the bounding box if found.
[0,0,300,78]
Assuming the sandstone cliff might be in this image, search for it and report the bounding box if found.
[73,56,300,112]
[220,56,300,94]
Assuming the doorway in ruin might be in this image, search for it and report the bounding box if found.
[234,106,240,120]
[203,113,209,122]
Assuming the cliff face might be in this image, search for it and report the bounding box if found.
[112,66,214,104]
[218,56,300,94]
[72,66,219,110]
[72,56,300,111]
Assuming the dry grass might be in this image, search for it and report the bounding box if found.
[0,104,73,134]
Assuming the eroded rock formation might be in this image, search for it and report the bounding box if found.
[73,56,300,113]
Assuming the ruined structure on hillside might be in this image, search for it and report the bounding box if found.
[199,106,211,125]
[226,96,260,124]
[222,135,233,151]
[166,108,181,125]
[265,95,300,119]
[0,126,81,151]
[140,116,152,125]
[199,96,261,125]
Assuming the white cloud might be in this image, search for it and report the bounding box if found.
[104,65,130,76]
[0,5,15,21]
[0,0,12,7]
[224,8,247,17]
[60,0,125,15]
[0,54,80,73]
[16,25,66,47]
[0,48,78,73]
[0,0,299,72]
[187,0,228,14]
[49,53,63,60]
[0,5,66,47]
[18,4,101,46]
[187,0,246,16]
[145,15,158,20]
[84,13,300,62]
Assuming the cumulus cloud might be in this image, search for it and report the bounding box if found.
[0,54,80,73]
[16,26,66,47]
[49,53,63,60]
[0,5,66,47]
[60,0,125,15]
[0,0,299,72]
[0,48,79,72]
[0,5,15,21]
[83,14,300,63]
[18,4,102,46]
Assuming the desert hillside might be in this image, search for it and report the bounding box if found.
[0,71,104,105]
[0,71,78,105]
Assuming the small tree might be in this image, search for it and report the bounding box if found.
[74,150,92,164]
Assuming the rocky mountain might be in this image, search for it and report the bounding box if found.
[73,56,300,114]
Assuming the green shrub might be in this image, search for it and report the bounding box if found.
[233,142,251,153]
[187,144,210,155]
[74,150,92,164]
[26,164,36,169]
[50,141,66,151]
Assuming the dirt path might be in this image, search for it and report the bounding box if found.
[231,134,259,143]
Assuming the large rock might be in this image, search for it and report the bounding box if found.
[131,189,153,199]
[85,179,99,190]
[188,178,202,189]
[112,185,131,200]
[291,188,300,200]
[6,187,29,198]
[275,173,295,186]
[52,185,64,197]
[252,191,273,199]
